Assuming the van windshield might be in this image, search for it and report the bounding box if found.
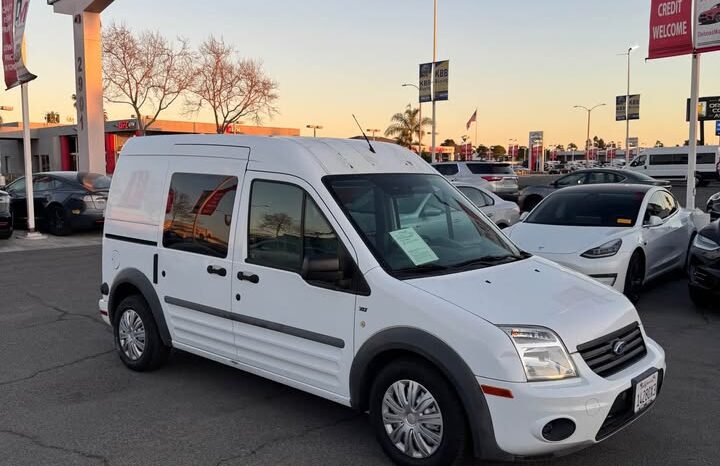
[324,174,526,278]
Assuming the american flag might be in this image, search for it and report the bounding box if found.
[466,109,477,130]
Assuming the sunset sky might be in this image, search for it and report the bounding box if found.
[6,0,720,148]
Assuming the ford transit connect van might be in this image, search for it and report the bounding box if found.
[100,135,665,466]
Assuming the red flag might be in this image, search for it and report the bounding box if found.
[466,109,477,130]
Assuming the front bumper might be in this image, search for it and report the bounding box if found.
[99,297,110,325]
[477,337,665,457]
[529,250,633,293]
[688,247,720,293]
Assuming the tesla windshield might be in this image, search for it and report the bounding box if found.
[526,191,644,227]
[324,174,525,277]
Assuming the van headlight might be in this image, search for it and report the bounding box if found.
[694,234,720,251]
[581,239,622,258]
[499,326,577,381]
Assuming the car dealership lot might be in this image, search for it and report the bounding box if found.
[0,245,718,466]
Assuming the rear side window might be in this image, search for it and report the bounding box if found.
[467,163,514,175]
[434,164,459,176]
[163,173,238,258]
[458,186,492,207]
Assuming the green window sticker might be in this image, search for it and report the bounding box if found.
[389,228,439,266]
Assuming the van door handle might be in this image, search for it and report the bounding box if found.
[237,271,260,284]
[207,265,227,277]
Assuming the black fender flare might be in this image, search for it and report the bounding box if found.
[350,327,510,460]
[108,268,172,346]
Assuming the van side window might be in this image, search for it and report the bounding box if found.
[434,164,459,176]
[248,180,368,294]
[162,173,238,258]
[247,181,304,271]
[630,155,646,167]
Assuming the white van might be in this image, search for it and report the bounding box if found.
[625,146,720,186]
[100,135,665,466]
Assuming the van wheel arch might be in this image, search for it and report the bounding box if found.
[350,327,510,461]
[109,268,172,347]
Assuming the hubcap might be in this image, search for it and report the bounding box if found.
[382,380,443,459]
[118,309,146,361]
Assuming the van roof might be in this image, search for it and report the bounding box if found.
[119,135,435,180]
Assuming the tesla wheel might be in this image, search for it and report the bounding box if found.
[624,251,645,304]
[369,358,466,466]
[689,285,712,308]
[113,295,169,372]
[47,205,71,236]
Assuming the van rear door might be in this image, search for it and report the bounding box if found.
[157,151,248,360]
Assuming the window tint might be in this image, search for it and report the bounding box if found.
[698,153,715,164]
[79,173,112,190]
[466,163,514,175]
[664,192,679,216]
[645,191,672,220]
[247,181,303,271]
[7,177,25,194]
[163,173,238,258]
[630,154,647,167]
[650,154,674,165]
[433,164,459,176]
[458,187,490,207]
[587,172,623,184]
[648,153,715,165]
[33,175,57,191]
[555,173,586,187]
[526,191,644,227]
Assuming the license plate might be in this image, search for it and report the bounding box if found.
[633,371,658,413]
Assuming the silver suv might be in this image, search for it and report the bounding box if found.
[433,162,519,199]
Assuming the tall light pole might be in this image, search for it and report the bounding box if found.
[619,45,639,159]
[431,0,438,161]
[574,104,606,153]
[402,83,424,152]
[366,128,381,141]
[306,124,323,137]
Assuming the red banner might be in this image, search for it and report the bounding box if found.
[2,0,35,90]
[648,0,693,59]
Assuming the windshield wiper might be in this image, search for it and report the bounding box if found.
[451,255,521,270]
[394,263,449,276]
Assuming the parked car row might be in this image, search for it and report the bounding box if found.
[0,171,109,238]
[100,135,666,466]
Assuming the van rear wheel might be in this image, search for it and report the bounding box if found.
[113,295,169,371]
[369,359,466,466]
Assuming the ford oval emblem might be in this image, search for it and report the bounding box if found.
[612,340,627,356]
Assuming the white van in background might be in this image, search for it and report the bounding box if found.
[625,146,720,186]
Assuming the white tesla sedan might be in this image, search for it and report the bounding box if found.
[505,184,696,302]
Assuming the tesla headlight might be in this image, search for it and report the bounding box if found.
[581,239,622,259]
[499,326,577,381]
[694,234,720,251]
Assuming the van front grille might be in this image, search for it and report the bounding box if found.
[577,323,646,378]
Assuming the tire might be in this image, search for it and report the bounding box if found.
[113,295,170,372]
[46,205,71,236]
[369,359,467,466]
[624,251,645,304]
[496,223,509,229]
[689,285,712,308]
[523,196,542,212]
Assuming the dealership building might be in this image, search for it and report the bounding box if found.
[0,119,300,178]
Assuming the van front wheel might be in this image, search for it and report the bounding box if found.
[369,359,466,466]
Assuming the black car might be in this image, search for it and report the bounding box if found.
[688,219,720,307]
[0,189,12,239]
[518,168,672,211]
[706,192,720,221]
[4,172,110,236]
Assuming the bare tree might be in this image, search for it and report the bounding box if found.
[102,23,195,134]
[188,36,278,134]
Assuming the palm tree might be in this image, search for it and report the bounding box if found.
[384,105,432,149]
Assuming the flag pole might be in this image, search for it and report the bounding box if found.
[474,107,478,149]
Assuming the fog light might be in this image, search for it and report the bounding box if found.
[589,274,617,287]
[541,418,576,442]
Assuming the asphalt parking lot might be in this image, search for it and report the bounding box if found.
[0,179,718,466]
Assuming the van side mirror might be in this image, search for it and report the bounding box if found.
[301,256,344,282]
[520,211,529,221]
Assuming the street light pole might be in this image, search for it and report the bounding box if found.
[574,103,606,153]
[431,0,437,162]
[619,45,639,158]
[306,124,323,137]
[402,83,424,152]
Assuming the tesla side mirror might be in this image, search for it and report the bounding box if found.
[645,215,663,227]
[520,211,530,221]
[301,255,344,282]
